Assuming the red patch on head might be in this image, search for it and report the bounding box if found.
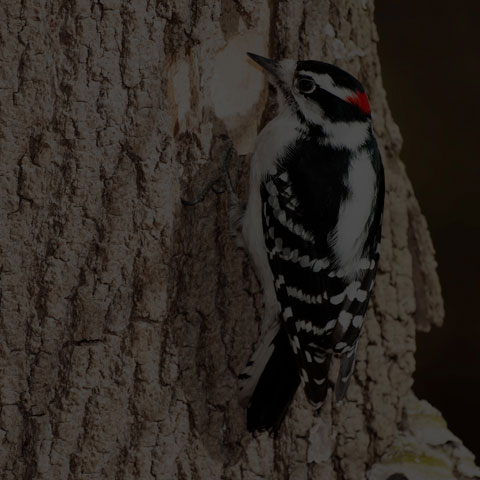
[346,90,371,115]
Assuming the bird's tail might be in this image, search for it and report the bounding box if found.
[334,341,358,403]
[239,321,300,432]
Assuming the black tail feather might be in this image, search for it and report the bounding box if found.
[246,327,300,432]
[304,350,331,407]
[335,342,358,403]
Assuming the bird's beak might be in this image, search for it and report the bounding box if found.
[247,53,296,101]
[247,52,280,79]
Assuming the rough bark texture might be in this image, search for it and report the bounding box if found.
[0,1,476,479]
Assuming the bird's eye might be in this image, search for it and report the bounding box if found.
[296,77,316,94]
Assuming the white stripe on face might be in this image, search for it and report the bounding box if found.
[297,71,353,101]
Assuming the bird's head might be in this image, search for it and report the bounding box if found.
[247,53,371,126]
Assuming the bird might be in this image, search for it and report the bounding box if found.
[238,53,385,432]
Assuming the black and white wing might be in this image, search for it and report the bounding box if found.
[261,138,384,407]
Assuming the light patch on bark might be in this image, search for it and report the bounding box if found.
[308,418,332,463]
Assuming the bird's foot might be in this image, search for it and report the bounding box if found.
[181,136,235,206]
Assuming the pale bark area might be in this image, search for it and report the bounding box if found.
[0,1,476,479]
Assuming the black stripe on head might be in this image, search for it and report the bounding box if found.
[307,88,367,123]
[294,61,371,122]
[296,60,365,93]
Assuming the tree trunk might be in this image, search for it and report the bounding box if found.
[0,0,477,479]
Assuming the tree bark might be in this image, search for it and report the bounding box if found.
[0,0,477,479]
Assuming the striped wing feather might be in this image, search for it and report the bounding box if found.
[261,161,380,406]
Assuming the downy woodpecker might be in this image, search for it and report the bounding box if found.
[239,53,384,432]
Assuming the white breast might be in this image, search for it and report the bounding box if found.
[329,149,376,279]
[242,110,304,328]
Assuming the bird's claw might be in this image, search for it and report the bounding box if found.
[181,138,235,206]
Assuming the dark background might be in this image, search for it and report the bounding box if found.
[376,2,480,460]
